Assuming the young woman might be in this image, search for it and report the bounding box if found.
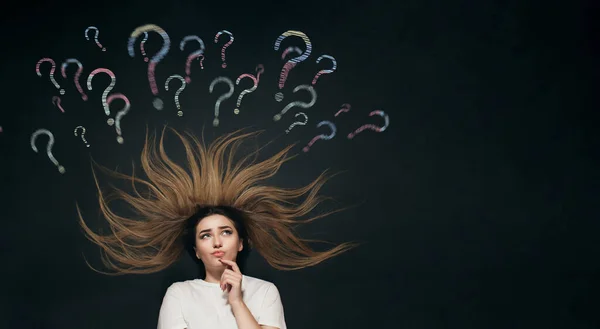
[77,128,362,329]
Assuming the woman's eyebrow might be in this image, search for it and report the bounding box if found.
[198,225,232,234]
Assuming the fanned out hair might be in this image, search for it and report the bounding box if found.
[76,127,362,275]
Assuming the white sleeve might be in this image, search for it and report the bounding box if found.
[157,284,187,329]
[257,284,287,329]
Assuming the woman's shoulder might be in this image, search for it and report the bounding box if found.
[164,279,198,294]
[243,274,277,288]
[164,275,277,294]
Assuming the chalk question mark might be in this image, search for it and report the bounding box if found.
[61,58,88,101]
[85,26,106,51]
[165,74,187,117]
[140,32,149,61]
[255,64,265,82]
[273,84,317,122]
[335,103,351,117]
[347,110,390,139]
[234,64,264,115]
[106,93,131,144]
[35,58,65,95]
[52,96,65,113]
[312,55,337,85]
[180,35,205,83]
[281,46,302,60]
[209,77,234,127]
[127,24,171,108]
[214,30,234,68]
[74,126,90,148]
[87,68,116,125]
[303,121,336,152]
[273,31,312,102]
[30,129,66,174]
[285,112,308,133]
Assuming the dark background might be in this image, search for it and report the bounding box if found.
[1,0,598,328]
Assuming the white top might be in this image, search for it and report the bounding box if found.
[157,274,287,329]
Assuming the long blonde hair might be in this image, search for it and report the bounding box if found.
[77,127,362,275]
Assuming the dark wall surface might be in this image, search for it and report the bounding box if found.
[0,0,597,328]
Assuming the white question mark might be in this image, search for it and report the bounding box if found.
[273,84,317,122]
[30,129,66,174]
[165,74,187,117]
[234,64,264,114]
[311,55,337,85]
[303,121,337,152]
[209,77,234,127]
[141,32,149,61]
[234,72,258,115]
[347,110,389,139]
[106,94,131,144]
[285,112,308,133]
[74,126,90,147]
[85,26,106,51]
[86,68,116,125]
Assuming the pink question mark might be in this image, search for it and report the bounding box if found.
[35,58,65,95]
[214,30,234,68]
[52,96,65,113]
[255,64,265,82]
[180,35,206,83]
[281,46,302,60]
[303,120,337,153]
[312,55,337,85]
[347,110,390,139]
[61,58,88,101]
[335,103,351,117]
[127,24,171,98]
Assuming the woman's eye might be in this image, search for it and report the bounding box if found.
[200,230,232,239]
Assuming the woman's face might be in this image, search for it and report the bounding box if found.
[193,214,243,267]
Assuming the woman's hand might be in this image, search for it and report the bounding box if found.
[219,259,243,305]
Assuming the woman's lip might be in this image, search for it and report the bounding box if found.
[212,252,225,257]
